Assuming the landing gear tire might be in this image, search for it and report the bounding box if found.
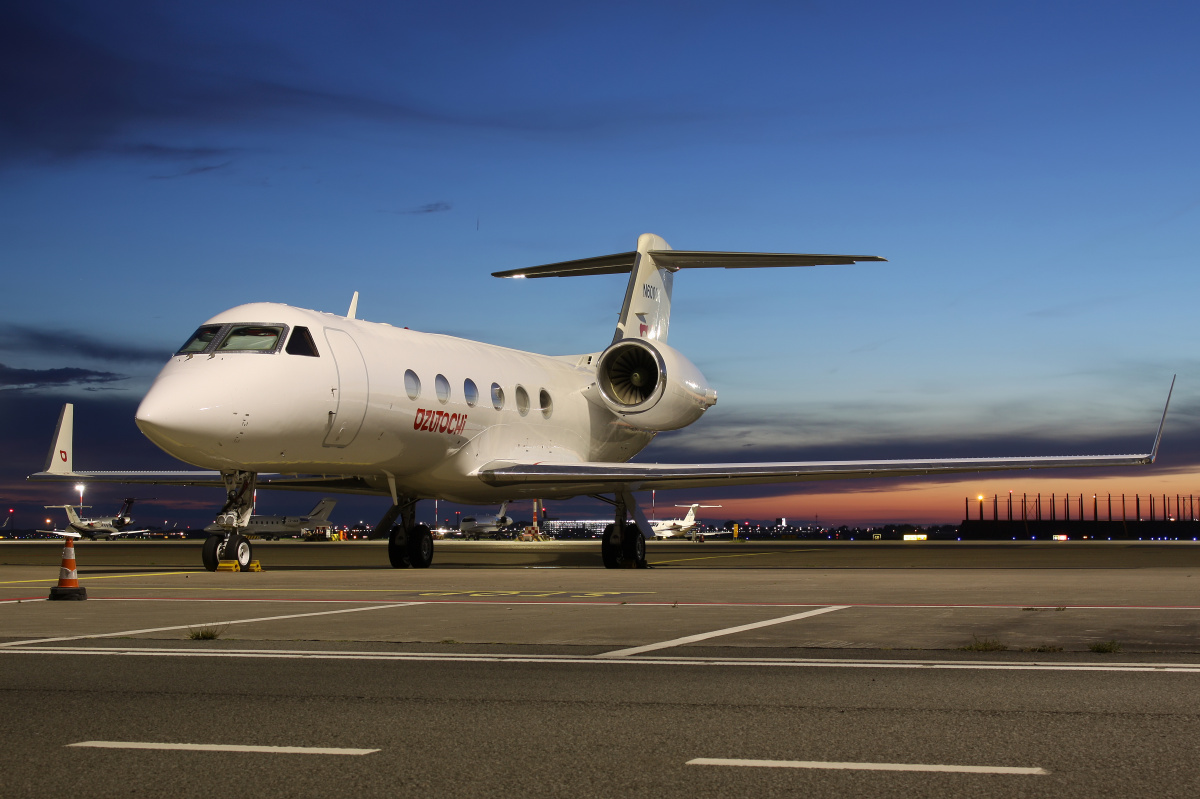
[406,525,434,568]
[227,534,252,570]
[388,525,411,568]
[622,523,648,568]
[202,535,222,571]
[601,523,623,568]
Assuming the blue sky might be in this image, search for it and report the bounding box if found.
[2,1,1198,528]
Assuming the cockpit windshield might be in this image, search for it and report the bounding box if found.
[218,325,286,352]
[177,325,223,354]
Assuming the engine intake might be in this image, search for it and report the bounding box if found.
[594,339,716,431]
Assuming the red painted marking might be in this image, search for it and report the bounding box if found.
[414,409,467,436]
[59,450,67,462]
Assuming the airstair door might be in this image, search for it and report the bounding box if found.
[322,328,369,447]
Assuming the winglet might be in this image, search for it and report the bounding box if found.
[43,404,74,475]
[1148,375,1175,463]
[347,291,359,320]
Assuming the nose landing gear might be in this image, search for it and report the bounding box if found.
[202,470,257,572]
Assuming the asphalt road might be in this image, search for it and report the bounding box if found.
[4,540,1200,797]
[3,650,1198,799]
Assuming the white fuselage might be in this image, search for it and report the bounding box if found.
[135,303,655,504]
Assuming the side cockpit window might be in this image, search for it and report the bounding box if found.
[177,325,223,354]
[218,325,285,352]
[285,326,320,357]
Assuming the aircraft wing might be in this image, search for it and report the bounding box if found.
[37,529,81,538]
[27,470,384,495]
[478,450,1159,493]
[481,379,1172,492]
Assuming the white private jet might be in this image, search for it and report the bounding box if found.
[29,233,1172,571]
[459,502,514,540]
[651,504,722,540]
[203,498,336,539]
[38,497,148,540]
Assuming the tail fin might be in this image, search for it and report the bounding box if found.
[681,504,699,525]
[44,404,74,475]
[613,233,675,344]
[308,499,337,521]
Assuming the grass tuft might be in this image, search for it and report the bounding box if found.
[187,624,228,640]
[959,635,1008,652]
[1089,640,1123,654]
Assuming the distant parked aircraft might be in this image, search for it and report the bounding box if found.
[651,504,722,540]
[40,498,147,540]
[459,502,514,540]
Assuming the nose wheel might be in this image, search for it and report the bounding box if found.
[202,533,253,571]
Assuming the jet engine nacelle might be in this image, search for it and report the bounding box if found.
[594,338,717,431]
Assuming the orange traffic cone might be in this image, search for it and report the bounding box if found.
[48,535,87,601]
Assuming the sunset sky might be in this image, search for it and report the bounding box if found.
[2,1,1198,529]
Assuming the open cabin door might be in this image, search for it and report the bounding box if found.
[322,328,369,447]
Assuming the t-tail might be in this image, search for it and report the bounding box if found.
[492,233,885,350]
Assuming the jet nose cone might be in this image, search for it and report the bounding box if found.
[136,380,222,457]
[135,388,185,448]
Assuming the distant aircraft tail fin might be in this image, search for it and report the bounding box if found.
[44,404,74,475]
[308,499,337,521]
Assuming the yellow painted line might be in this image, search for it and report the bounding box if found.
[0,571,195,585]
[649,548,820,565]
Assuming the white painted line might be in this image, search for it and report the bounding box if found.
[687,757,1047,775]
[6,647,1200,673]
[598,605,850,657]
[0,602,423,647]
[69,741,378,755]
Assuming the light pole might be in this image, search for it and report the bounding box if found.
[75,483,85,512]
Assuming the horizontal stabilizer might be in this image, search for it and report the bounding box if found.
[492,251,885,279]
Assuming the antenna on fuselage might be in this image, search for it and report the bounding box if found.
[347,291,359,320]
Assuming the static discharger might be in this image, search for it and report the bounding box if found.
[48,535,87,600]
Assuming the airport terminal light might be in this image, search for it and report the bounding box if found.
[75,483,85,511]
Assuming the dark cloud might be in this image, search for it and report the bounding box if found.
[0,362,127,391]
[407,201,452,214]
[0,4,483,166]
[382,201,453,215]
[0,323,169,363]
[149,160,233,180]
[0,3,721,170]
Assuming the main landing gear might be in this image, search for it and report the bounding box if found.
[376,498,434,569]
[598,493,649,569]
[202,470,257,572]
